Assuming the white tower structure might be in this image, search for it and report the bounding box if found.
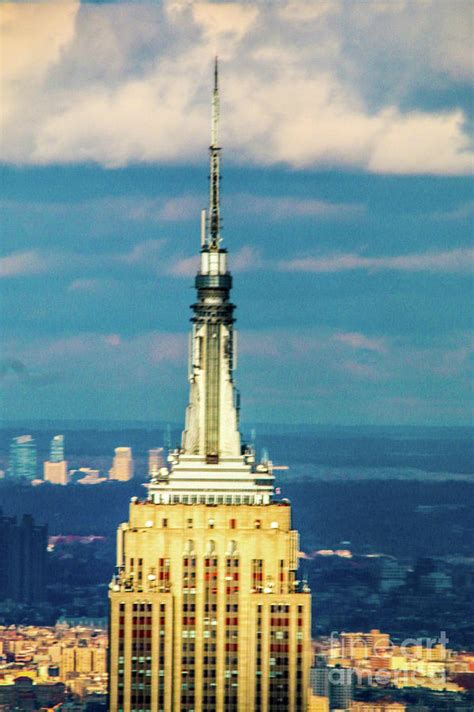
[148,59,274,507]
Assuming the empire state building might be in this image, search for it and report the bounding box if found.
[108,60,312,712]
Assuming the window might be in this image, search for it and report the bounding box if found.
[162,518,168,528]
[254,519,261,529]
[187,518,193,529]
[229,519,236,529]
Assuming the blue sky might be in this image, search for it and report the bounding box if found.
[1,0,473,426]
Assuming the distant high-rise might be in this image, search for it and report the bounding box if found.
[8,435,36,481]
[50,434,65,462]
[163,423,172,451]
[328,665,354,710]
[44,460,69,485]
[0,509,47,603]
[108,60,312,712]
[44,434,69,485]
[311,655,329,697]
[109,447,134,481]
[148,448,164,478]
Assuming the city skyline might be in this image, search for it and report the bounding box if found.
[1,1,473,428]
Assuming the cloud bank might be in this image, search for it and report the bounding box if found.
[282,248,474,274]
[1,0,473,174]
[2,244,472,280]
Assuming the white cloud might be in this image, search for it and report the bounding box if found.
[0,1,472,174]
[0,250,54,278]
[334,332,387,354]
[158,196,204,221]
[2,193,360,227]
[13,330,187,373]
[367,109,473,175]
[169,254,199,277]
[4,243,472,281]
[68,278,112,293]
[234,195,364,219]
[118,239,166,266]
[282,247,474,274]
[0,240,167,280]
[239,328,473,389]
[0,0,80,157]
[192,2,259,47]
[0,195,204,229]
[429,200,474,222]
[231,245,261,272]
[339,359,382,381]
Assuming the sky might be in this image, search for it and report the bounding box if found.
[0,0,473,427]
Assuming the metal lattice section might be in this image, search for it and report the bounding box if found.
[205,323,221,457]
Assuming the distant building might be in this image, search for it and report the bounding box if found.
[163,423,172,450]
[50,434,65,462]
[0,509,47,603]
[419,569,452,593]
[109,447,134,481]
[61,645,106,677]
[8,435,36,481]
[72,467,100,478]
[72,468,107,485]
[340,630,390,658]
[413,558,453,594]
[328,664,354,710]
[379,558,407,593]
[148,447,164,478]
[311,655,330,697]
[0,677,65,710]
[44,460,69,485]
[44,434,68,484]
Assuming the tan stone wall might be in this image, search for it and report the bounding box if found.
[109,501,312,712]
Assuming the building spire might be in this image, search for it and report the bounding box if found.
[208,56,221,251]
[211,55,219,148]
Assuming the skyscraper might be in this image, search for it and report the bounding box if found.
[328,665,354,711]
[148,448,164,479]
[310,655,329,697]
[44,434,69,485]
[50,434,65,462]
[108,60,312,712]
[8,435,37,481]
[0,509,47,603]
[110,447,134,482]
[44,460,69,485]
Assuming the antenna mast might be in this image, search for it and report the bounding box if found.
[208,57,221,251]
